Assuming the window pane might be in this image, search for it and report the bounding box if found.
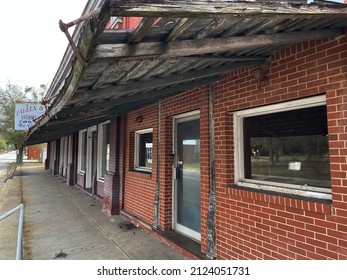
[244,105,330,189]
[138,132,153,169]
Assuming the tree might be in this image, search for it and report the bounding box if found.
[0,82,46,163]
[0,137,7,151]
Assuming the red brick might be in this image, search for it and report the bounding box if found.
[315,233,338,245]
[91,34,347,260]
[306,237,327,249]
[288,245,306,256]
[316,248,338,259]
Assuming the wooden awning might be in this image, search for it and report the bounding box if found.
[24,0,347,145]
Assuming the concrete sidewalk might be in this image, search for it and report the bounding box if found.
[0,163,187,260]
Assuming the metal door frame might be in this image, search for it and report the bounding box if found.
[172,110,201,241]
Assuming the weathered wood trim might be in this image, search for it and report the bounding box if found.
[42,77,217,133]
[71,60,265,103]
[27,115,111,145]
[166,18,196,42]
[93,28,343,60]
[59,76,219,117]
[25,1,111,143]
[45,111,109,128]
[193,18,228,39]
[179,55,268,62]
[129,17,158,43]
[110,0,347,18]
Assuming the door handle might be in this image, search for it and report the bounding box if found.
[178,161,183,165]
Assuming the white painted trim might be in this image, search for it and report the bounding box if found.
[134,128,153,172]
[97,121,110,182]
[233,95,331,200]
[62,137,69,177]
[68,135,73,164]
[173,110,200,123]
[86,126,97,189]
[77,129,87,174]
[49,140,56,170]
[233,95,326,118]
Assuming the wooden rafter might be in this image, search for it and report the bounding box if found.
[128,17,158,43]
[109,0,347,18]
[58,76,219,117]
[193,17,228,39]
[93,29,342,60]
[71,60,265,103]
[179,55,268,62]
[166,18,196,41]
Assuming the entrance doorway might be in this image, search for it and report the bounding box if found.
[173,111,201,241]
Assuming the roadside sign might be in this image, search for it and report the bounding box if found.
[14,103,46,130]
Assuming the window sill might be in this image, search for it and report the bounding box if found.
[129,169,152,178]
[133,167,152,174]
[237,180,331,200]
[228,182,332,215]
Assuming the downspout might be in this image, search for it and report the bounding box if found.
[153,100,161,228]
[206,83,216,259]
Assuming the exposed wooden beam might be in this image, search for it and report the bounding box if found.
[70,60,265,103]
[193,17,228,39]
[26,114,111,144]
[25,1,111,143]
[179,55,268,62]
[94,29,343,60]
[166,18,196,42]
[45,114,106,128]
[109,0,347,18]
[58,76,219,117]
[128,17,158,43]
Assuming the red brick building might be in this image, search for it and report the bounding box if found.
[25,0,347,259]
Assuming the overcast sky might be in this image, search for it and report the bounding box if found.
[0,0,87,90]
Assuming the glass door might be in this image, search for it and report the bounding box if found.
[173,112,201,241]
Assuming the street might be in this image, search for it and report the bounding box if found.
[0,151,17,184]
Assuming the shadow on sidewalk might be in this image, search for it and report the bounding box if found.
[7,163,188,260]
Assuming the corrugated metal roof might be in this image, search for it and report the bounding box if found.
[25,0,347,145]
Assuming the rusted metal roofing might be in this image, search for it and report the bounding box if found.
[24,0,347,145]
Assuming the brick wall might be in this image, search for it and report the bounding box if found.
[213,35,347,259]
[121,33,346,259]
[124,104,158,224]
[123,86,210,242]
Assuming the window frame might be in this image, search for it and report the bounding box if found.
[77,129,87,174]
[97,121,110,181]
[134,128,153,172]
[233,95,331,200]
